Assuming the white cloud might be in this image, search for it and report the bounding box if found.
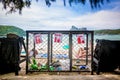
[70,10,120,30]
[0,1,120,30]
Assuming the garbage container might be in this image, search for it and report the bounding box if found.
[0,38,20,75]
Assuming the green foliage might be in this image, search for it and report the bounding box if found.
[0,25,26,36]
[0,0,31,14]
[0,0,110,14]
[94,29,120,35]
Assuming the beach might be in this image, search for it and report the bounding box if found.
[0,60,120,80]
[7,34,119,80]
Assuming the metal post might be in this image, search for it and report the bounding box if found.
[51,33,53,64]
[86,33,88,65]
[33,33,36,58]
[69,32,72,71]
[91,31,94,75]
[26,31,29,74]
[48,33,50,71]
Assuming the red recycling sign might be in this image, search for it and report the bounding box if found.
[77,34,85,44]
[34,34,42,44]
[54,33,62,43]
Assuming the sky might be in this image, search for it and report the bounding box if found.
[0,0,120,30]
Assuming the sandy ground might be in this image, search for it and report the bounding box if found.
[0,71,120,80]
[0,60,120,80]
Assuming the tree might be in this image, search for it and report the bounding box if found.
[0,0,110,14]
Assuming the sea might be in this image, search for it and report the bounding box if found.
[94,34,120,41]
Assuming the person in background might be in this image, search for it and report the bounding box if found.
[29,48,38,58]
[76,47,86,59]
[76,40,92,59]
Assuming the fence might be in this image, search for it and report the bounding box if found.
[26,30,94,74]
